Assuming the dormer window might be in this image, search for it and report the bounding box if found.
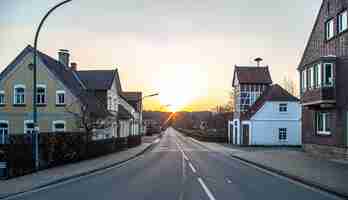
[325,19,334,40]
[338,10,348,33]
[14,84,25,105]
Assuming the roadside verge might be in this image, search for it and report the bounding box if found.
[0,137,159,199]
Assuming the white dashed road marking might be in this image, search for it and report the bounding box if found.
[198,177,217,200]
[188,162,197,173]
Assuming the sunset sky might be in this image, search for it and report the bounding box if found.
[0,0,320,111]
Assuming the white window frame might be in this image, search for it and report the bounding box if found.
[52,120,66,132]
[338,10,348,33]
[317,63,322,87]
[279,103,288,113]
[325,18,335,40]
[323,63,333,87]
[56,90,66,105]
[14,84,26,105]
[308,67,314,89]
[0,90,5,105]
[316,112,331,135]
[0,120,9,144]
[301,70,307,92]
[36,84,46,105]
[24,120,34,134]
[278,128,287,141]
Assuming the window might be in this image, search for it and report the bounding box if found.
[36,85,46,105]
[108,96,112,110]
[279,104,288,112]
[316,112,331,135]
[14,85,25,105]
[24,120,34,134]
[0,121,8,144]
[279,128,287,141]
[308,67,314,88]
[323,63,333,86]
[301,70,307,92]
[0,91,5,105]
[56,90,65,105]
[313,64,322,88]
[325,19,334,40]
[338,10,348,33]
[53,121,66,132]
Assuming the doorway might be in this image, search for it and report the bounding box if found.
[242,124,250,145]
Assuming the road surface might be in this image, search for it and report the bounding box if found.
[9,128,341,200]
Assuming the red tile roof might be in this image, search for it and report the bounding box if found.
[233,66,272,85]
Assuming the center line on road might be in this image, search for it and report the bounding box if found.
[188,162,197,173]
[198,177,216,200]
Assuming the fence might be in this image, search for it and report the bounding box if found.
[0,132,141,179]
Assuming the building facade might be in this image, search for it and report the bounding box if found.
[0,45,142,143]
[229,66,301,146]
[298,0,348,158]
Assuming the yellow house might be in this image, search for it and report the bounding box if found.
[0,45,110,138]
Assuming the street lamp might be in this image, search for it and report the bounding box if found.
[135,93,159,136]
[140,93,159,101]
[32,0,72,170]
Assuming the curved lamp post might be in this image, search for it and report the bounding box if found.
[32,0,72,170]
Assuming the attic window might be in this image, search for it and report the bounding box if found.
[325,19,334,40]
[338,10,348,33]
[279,103,288,112]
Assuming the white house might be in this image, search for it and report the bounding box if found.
[228,65,301,146]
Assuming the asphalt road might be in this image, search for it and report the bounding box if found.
[9,128,342,200]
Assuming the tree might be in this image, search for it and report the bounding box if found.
[281,76,298,97]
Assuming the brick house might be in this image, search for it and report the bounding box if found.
[298,0,348,158]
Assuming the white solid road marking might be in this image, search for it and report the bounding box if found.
[198,177,216,200]
[188,162,197,173]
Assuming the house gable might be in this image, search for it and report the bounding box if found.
[299,0,348,68]
[251,101,301,121]
[0,48,80,114]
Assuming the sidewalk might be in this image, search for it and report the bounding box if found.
[0,137,157,199]
[185,136,348,198]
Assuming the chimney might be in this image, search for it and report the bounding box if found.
[58,49,70,67]
[70,62,77,71]
[254,57,263,67]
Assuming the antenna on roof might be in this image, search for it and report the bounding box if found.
[254,57,263,67]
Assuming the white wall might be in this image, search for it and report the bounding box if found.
[250,101,301,145]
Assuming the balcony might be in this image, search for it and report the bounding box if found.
[301,86,336,107]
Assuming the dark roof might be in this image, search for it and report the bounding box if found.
[233,66,272,85]
[0,45,110,118]
[244,84,299,119]
[123,92,142,112]
[77,70,116,90]
[118,104,132,119]
[123,92,142,101]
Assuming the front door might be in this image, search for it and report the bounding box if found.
[242,124,249,145]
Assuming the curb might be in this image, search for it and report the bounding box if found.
[0,140,158,200]
[176,130,348,199]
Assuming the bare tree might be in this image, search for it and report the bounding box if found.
[218,89,235,113]
[281,76,298,97]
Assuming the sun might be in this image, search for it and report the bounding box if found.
[156,64,205,112]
